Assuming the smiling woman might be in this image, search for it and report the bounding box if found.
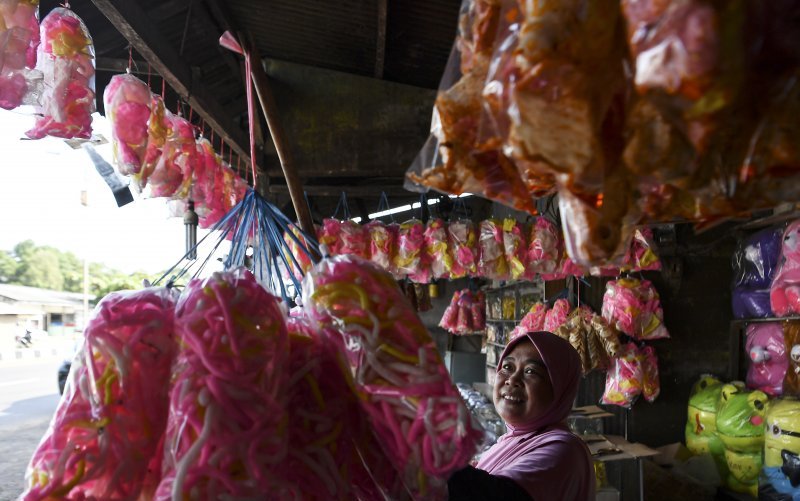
[447,331,595,501]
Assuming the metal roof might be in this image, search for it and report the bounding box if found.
[0,284,92,308]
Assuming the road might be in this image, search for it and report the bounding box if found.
[0,357,63,501]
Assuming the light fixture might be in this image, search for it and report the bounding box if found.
[356,193,472,221]
[184,200,199,260]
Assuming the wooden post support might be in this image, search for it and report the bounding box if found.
[247,43,319,260]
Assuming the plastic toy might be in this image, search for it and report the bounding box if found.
[784,321,800,397]
[20,287,177,501]
[771,220,800,317]
[745,322,788,396]
[763,398,800,498]
[716,384,768,497]
[685,375,726,464]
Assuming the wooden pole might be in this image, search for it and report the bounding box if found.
[247,43,319,260]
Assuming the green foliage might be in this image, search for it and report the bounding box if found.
[0,241,160,297]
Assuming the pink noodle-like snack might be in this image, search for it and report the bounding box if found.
[133,93,168,192]
[20,287,177,501]
[624,228,662,272]
[145,111,194,199]
[472,290,486,331]
[448,219,478,279]
[601,278,670,340]
[478,219,509,280]
[425,218,453,280]
[366,220,396,272]
[543,298,571,332]
[199,163,243,229]
[155,269,289,499]
[26,7,94,139]
[304,255,485,499]
[339,220,369,259]
[318,218,343,256]
[511,301,548,341]
[601,343,644,408]
[0,0,40,110]
[284,317,405,500]
[439,289,462,333]
[640,345,660,402]
[284,224,316,281]
[104,73,152,175]
[190,137,220,219]
[503,218,527,279]
[527,218,562,277]
[394,219,426,280]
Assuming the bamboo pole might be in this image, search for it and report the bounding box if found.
[247,42,320,260]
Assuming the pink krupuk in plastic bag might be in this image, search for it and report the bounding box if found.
[601,343,644,408]
[318,218,343,256]
[503,218,527,280]
[394,219,426,280]
[511,302,548,342]
[623,228,662,272]
[439,289,462,333]
[478,219,508,280]
[104,73,151,175]
[601,278,670,340]
[284,224,316,282]
[640,345,660,402]
[544,298,571,333]
[199,163,245,229]
[471,290,486,331]
[527,217,562,278]
[448,219,478,279]
[303,255,484,500]
[191,137,221,221]
[133,93,169,192]
[366,219,396,273]
[455,291,476,333]
[155,269,290,499]
[20,287,177,501]
[0,0,41,110]
[770,220,800,317]
[26,7,94,139]
[145,111,194,199]
[746,322,788,396]
[284,317,399,500]
[425,218,453,280]
[339,220,369,259]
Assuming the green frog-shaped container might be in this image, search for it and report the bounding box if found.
[716,383,768,497]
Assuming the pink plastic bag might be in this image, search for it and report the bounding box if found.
[770,220,800,317]
[601,278,670,340]
[640,345,660,403]
[394,219,425,279]
[746,322,788,396]
[21,287,177,501]
[478,219,508,280]
[27,7,94,139]
[303,255,484,499]
[544,298,571,332]
[156,269,289,499]
[145,111,194,198]
[448,219,478,279]
[133,94,169,192]
[527,217,562,277]
[624,228,662,272]
[366,219,396,272]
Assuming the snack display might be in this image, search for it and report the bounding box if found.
[502,218,527,279]
[527,218,562,277]
[425,218,453,280]
[439,289,486,335]
[448,219,478,279]
[26,7,94,139]
[510,302,547,342]
[156,269,289,499]
[103,73,152,175]
[543,298,570,333]
[145,111,194,199]
[366,219,396,272]
[304,255,484,499]
[21,287,177,500]
[478,218,508,280]
[624,228,662,272]
[394,219,426,280]
[553,308,621,374]
[601,343,644,408]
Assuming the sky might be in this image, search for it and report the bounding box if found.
[0,108,223,276]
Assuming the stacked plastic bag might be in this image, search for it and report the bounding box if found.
[439,288,486,335]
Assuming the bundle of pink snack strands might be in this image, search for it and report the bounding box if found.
[0,0,40,110]
[144,111,195,199]
[366,219,396,272]
[155,268,290,500]
[20,287,177,501]
[303,255,485,500]
[284,317,406,500]
[103,73,152,175]
[425,218,453,280]
[447,219,477,279]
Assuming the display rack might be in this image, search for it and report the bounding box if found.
[484,279,545,385]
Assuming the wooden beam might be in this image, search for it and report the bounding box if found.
[268,185,413,198]
[95,57,150,74]
[375,0,388,79]
[88,0,257,170]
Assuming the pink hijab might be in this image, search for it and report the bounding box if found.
[476,331,594,501]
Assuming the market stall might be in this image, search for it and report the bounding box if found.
[3,0,800,500]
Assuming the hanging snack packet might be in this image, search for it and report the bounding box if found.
[478,218,508,280]
[0,0,41,110]
[448,219,478,278]
[425,218,453,279]
[503,218,527,279]
[366,219,396,272]
[601,343,644,408]
[104,73,152,175]
[394,218,426,279]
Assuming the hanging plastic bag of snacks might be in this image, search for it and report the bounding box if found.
[478,218,508,280]
[527,217,562,277]
[21,287,177,500]
[144,111,195,199]
[503,218,527,280]
[394,218,426,280]
[26,6,94,139]
[0,0,41,110]
[133,94,169,191]
[601,343,644,408]
[425,218,453,279]
[601,278,670,340]
[544,298,571,333]
[104,73,152,175]
[640,345,660,402]
[366,219,395,272]
[303,255,485,499]
[448,219,478,278]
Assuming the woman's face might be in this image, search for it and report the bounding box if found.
[493,340,555,427]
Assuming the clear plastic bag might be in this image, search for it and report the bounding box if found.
[526,217,562,277]
[770,220,800,317]
[601,343,644,408]
[601,278,670,340]
[21,287,177,500]
[133,93,168,192]
[502,217,527,279]
[478,218,508,280]
[366,219,396,272]
[394,218,426,280]
[26,7,94,139]
[103,73,152,175]
[745,322,787,397]
[448,219,478,279]
[425,218,453,280]
[144,111,194,199]
[0,0,41,110]
[543,298,570,333]
[156,269,289,498]
[303,255,485,500]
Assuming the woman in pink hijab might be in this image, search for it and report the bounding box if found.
[448,331,595,500]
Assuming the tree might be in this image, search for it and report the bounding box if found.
[0,251,17,283]
[14,247,64,290]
